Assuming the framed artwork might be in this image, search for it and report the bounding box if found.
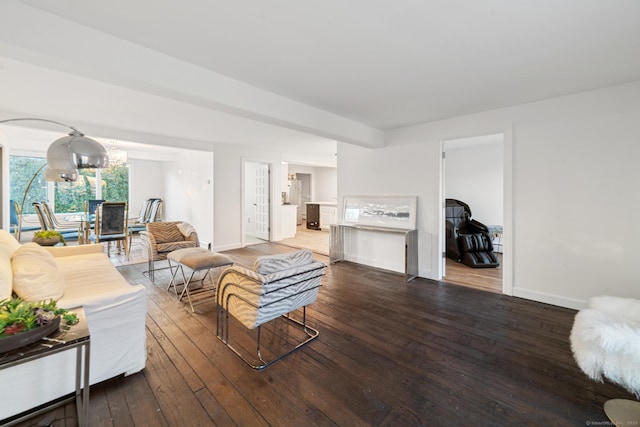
[341,195,417,230]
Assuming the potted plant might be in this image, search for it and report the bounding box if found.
[0,297,78,352]
[32,230,66,246]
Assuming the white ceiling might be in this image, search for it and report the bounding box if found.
[2,1,640,164]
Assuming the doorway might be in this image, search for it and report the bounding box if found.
[243,160,271,246]
[442,133,506,293]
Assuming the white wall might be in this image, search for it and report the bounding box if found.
[314,167,338,203]
[338,142,437,275]
[339,80,640,309]
[212,144,288,250]
[445,137,503,226]
[128,158,165,219]
[287,164,337,203]
[163,150,214,246]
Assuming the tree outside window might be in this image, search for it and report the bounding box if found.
[9,156,47,215]
[101,164,130,202]
[54,169,97,213]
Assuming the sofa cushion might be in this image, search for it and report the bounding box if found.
[0,230,20,300]
[177,222,196,239]
[11,243,65,301]
[254,249,313,275]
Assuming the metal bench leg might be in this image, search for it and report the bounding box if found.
[167,260,181,297]
[177,268,197,312]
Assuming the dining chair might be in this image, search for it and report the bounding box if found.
[32,202,80,242]
[10,199,40,242]
[41,202,83,232]
[84,199,105,216]
[128,198,163,248]
[90,202,129,256]
[145,198,163,223]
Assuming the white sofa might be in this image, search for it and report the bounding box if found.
[0,230,147,420]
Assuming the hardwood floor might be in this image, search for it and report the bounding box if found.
[9,243,632,426]
[443,254,503,293]
[277,225,330,256]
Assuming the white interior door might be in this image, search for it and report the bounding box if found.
[253,163,270,240]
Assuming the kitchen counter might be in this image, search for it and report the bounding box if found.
[305,201,337,206]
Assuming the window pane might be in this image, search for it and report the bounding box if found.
[9,156,47,215]
[55,169,97,213]
[102,164,130,203]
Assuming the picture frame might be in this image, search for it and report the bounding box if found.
[340,195,417,230]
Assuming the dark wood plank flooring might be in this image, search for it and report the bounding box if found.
[10,243,633,426]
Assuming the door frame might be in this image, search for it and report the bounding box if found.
[438,127,513,295]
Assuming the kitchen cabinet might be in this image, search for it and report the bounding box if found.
[306,203,320,230]
[306,202,337,230]
[320,205,337,230]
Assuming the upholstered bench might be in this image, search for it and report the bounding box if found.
[167,247,233,312]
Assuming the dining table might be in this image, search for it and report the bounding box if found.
[63,213,95,244]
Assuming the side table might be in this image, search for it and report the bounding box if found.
[0,307,90,426]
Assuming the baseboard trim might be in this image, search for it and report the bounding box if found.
[213,242,243,252]
[344,254,404,274]
[512,288,586,310]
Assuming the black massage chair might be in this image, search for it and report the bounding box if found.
[445,199,499,268]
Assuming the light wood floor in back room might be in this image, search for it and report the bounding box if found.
[277,225,330,256]
[444,254,503,293]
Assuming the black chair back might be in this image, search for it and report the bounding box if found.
[99,202,127,236]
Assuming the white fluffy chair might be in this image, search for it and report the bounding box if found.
[570,295,640,424]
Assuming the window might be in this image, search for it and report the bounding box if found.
[10,156,130,214]
[9,156,47,215]
[101,163,130,202]
[54,168,97,213]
